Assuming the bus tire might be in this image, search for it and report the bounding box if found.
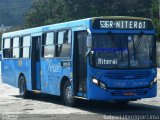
[19,76,30,99]
[62,80,75,106]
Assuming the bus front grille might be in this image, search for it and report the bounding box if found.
[105,71,151,80]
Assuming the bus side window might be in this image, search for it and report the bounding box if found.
[57,30,71,57]
[42,32,55,58]
[21,36,31,58]
[12,37,20,58]
[3,38,11,58]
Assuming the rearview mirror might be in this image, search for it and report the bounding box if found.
[86,35,92,48]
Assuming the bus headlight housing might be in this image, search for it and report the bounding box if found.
[99,81,107,90]
[92,78,107,90]
[150,78,157,88]
[154,78,157,83]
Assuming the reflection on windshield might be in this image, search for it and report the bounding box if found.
[91,34,154,69]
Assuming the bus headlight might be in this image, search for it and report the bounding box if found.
[150,78,157,88]
[92,78,107,90]
[154,78,157,83]
[92,78,98,85]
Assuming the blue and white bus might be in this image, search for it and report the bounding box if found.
[1,16,157,106]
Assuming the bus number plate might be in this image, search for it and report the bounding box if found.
[124,92,136,96]
[61,61,71,67]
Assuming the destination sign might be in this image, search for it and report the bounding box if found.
[92,19,153,30]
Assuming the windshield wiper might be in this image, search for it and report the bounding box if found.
[135,33,143,50]
[132,33,143,60]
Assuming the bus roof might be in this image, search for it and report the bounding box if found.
[92,16,152,21]
[2,16,153,38]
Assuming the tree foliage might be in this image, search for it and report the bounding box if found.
[66,0,152,19]
[25,0,69,27]
[25,0,155,27]
[152,0,160,39]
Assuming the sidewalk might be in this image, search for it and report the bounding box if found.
[0,75,2,83]
[157,68,160,80]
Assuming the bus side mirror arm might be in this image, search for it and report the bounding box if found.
[86,34,92,57]
[86,48,91,57]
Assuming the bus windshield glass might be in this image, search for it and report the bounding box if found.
[91,34,155,69]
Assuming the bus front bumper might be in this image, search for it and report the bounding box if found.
[87,82,157,101]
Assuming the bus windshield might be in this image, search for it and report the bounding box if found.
[91,34,155,69]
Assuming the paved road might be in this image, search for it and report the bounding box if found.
[0,80,160,120]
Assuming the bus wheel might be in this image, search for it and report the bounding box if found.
[19,76,29,98]
[62,80,75,106]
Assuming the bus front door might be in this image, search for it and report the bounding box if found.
[74,31,87,96]
[31,36,41,91]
